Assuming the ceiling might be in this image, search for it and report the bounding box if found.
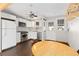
[3,3,69,19]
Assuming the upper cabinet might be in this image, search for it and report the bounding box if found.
[26,21,35,27]
[1,12,16,20]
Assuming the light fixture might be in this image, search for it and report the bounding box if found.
[29,11,37,18]
[28,4,38,20]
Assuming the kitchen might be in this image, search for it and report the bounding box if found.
[0,3,79,56]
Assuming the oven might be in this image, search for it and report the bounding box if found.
[21,32,28,42]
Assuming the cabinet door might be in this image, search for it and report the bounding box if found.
[2,29,7,50]
[16,32,21,43]
[2,29,16,50]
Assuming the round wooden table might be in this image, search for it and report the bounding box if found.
[32,41,79,56]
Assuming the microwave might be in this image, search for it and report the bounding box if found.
[18,22,26,27]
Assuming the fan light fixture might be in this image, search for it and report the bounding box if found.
[28,4,38,20]
[29,11,37,18]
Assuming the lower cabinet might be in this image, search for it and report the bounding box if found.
[16,32,21,43]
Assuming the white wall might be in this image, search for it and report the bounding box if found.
[46,31,56,40]
[68,17,79,51]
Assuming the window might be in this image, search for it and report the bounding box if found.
[57,19,64,26]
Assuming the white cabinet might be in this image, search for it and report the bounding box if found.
[16,32,21,43]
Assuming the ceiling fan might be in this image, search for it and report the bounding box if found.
[27,4,38,21]
[29,11,37,18]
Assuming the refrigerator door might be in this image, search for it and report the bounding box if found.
[6,20,16,29]
[2,19,7,29]
[2,29,16,50]
[2,19,16,29]
[2,19,16,50]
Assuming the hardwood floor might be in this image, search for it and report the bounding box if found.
[0,40,34,56]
